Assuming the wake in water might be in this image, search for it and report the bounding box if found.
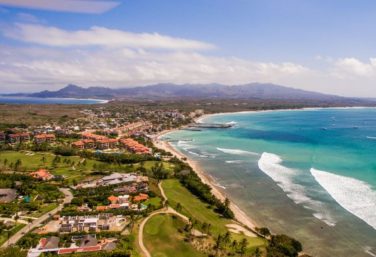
[311,168,376,230]
[366,136,376,140]
[258,152,336,226]
[217,147,259,156]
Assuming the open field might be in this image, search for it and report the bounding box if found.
[144,213,206,257]
[0,104,84,128]
[162,179,267,252]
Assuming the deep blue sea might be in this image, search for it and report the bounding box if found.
[163,107,376,257]
[0,96,108,104]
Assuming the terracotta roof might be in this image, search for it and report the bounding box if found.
[133,193,149,202]
[108,195,118,203]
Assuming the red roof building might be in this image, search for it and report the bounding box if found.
[30,169,54,181]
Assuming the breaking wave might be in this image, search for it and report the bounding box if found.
[258,152,336,226]
[225,160,244,164]
[311,168,376,230]
[217,147,259,156]
[366,136,376,140]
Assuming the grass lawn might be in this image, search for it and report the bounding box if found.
[144,197,162,209]
[162,179,229,235]
[162,179,267,251]
[144,214,206,257]
[0,151,109,183]
[30,203,58,217]
[0,223,25,246]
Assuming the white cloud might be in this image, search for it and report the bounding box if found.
[333,58,376,77]
[1,24,376,97]
[0,0,120,14]
[3,23,216,50]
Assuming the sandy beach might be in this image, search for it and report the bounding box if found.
[153,129,258,231]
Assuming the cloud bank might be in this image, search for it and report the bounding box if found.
[0,23,375,97]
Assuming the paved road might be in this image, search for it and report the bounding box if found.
[1,188,73,248]
[138,182,189,257]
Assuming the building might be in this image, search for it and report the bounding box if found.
[34,134,56,144]
[30,169,54,181]
[72,139,95,150]
[119,138,151,154]
[59,214,118,233]
[133,193,149,202]
[8,132,30,144]
[96,138,118,150]
[98,173,138,186]
[0,188,17,203]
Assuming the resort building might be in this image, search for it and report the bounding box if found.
[34,134,56,144]
[119,138,151,154]
[8,132,30,144]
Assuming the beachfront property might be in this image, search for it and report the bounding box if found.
[30,169,54,181]
[119,138,151,154]
[8,132,30,144]
[0,188,17,203]
[34,133,56,144]
[27,234,117,257]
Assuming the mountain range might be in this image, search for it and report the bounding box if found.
[5,83,353,101]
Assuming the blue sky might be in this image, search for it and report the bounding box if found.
[0,0,375,96]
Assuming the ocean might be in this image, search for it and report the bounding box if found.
[163,107,376,257]
[0,96,108,104]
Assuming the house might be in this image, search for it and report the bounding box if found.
[38,236,60,250]
[8,132,30,144]
[96,138,118,150]
[34,134,55,144]
[108,195,118,204]
[98,173,138,186]
[30,169,54,181]
[0,188,17,203]
[133,193,149,202]
[0,132,5,142]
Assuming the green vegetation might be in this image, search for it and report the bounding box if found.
[163,179,228,235]
[162,179,266,254]
[0,223,25,246]
[144,214,206,257]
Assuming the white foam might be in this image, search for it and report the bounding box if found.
[311,168,376,230]
[217,147,259,156]
[367,136,376,140]
[258,152,336,226]
[225,160,244,164]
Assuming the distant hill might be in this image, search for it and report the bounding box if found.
[11,83,349,101]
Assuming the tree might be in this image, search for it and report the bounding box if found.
[239,238,248,256]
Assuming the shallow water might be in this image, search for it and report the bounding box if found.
[164,108,376,257]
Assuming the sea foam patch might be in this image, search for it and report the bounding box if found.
[258,152,336,226]
[311,168,376,230]
[217,147,259,156]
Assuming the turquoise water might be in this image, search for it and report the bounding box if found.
[164,108,376,257]
[0,96,108,104]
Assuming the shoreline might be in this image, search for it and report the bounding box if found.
[153,128,258,230]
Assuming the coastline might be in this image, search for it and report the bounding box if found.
[153,127,258,230]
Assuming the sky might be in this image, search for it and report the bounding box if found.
[0,0,376,97]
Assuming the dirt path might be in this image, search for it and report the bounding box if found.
[138,182,189,257]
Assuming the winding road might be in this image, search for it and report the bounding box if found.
[1,188,73,248]
[138,182,189,257]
